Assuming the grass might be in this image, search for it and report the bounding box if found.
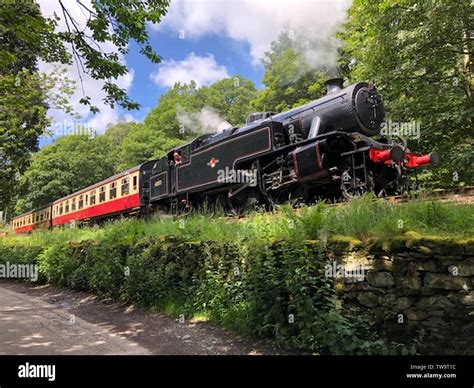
[4,195,473,246]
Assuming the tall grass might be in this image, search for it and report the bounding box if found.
[4,196,473,246]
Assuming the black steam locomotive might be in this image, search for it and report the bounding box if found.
[140,78,439,214]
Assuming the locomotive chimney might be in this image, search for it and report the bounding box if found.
[325,78,344,94]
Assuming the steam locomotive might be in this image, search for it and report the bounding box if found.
[13,79,439,233]
[142,78,439,213]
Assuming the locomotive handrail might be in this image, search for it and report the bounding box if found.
[272,130,392,155]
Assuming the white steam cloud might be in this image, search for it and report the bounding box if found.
[153,0,351,67]
[176,107,232,134]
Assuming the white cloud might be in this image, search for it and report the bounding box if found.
[153,0,351,66]
[37,0,135,134]
[149,53,229,88]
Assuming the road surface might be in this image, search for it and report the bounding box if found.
[0,280,280,355]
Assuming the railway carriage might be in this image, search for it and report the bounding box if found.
[12,205,52,234]
[52,166,142,226]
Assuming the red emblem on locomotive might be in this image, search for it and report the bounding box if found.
[207,157,219,168]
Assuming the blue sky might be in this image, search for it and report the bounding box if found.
[37,0,351,146]
[121,33,265,121]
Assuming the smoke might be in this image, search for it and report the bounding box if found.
[291,28,343,73]
[176,106,232,134]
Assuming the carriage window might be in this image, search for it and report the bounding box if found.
[90,190,96,205]
[40,214,44,221]
[121,177,129,196]
[79,195,84,209]
[133,176,138,191]
[60,204,63,215]
[110,182,117,200]
[65,200,69,213]
[99,186,106,203]
[85,195,88,206]
[71,198,76,211]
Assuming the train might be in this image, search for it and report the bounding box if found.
[12,78,440,233]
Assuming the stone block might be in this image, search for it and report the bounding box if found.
[424,273,471,290]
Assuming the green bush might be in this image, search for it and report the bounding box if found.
[0,240,45,283]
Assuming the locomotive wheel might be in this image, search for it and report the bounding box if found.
[288,186,310,207]
[340,170,374,200]
[227,188,260,215]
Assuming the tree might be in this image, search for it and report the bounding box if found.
[338,0,473,187]
[0,0,69,73]
[251,31,332,113]
[116,123,182,171]
[15,135,114,213]
[0,70,49,210]
[197,76,257,126]
[103,121,137,156]
[0,0,170,210]
[0,1,67,209]
[2,0,170,112]
[144,81,202,139]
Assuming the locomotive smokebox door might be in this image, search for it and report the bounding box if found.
[354,87,384,136]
